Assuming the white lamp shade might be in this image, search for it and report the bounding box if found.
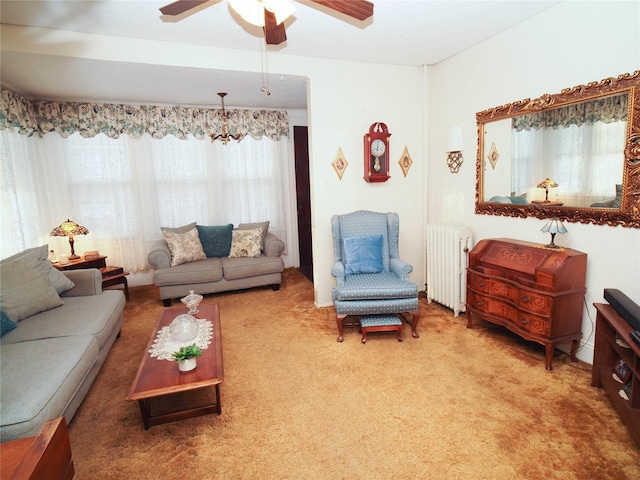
[446,126,464,152]
[229,0,295,27]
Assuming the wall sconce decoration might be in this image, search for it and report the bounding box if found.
[541,217,567,248]
[398,146,413,177]
[536,177,559,203]
[209,92,242,145]
[446,126,464,173]
[332,148,348,180]
[50,219,89,260]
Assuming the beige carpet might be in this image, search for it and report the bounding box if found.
[69,268,640,479]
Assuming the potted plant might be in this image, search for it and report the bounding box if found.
[172,344,202,372]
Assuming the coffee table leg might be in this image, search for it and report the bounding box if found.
[138,399,152,430]
[215,384,222,415]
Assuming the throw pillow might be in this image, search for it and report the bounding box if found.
[0,247,63,321]
[342,235,384,275]
[160,222,198,235]
[197,224,234,258]
[162,227,206,267]
[229,228,263,258]
[238,221,270,250]
[2,245,75,294]
[0,310,16,337]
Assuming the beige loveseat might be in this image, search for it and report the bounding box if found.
[147,222,285,306]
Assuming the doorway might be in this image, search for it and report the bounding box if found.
[294,126,313,281]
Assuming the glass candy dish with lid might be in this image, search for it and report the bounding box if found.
[181,290,203,314]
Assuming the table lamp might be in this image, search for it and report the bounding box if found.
[541,217,567,248]
[536,177,559,202]
[50,219,89,260]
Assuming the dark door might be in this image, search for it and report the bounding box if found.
[294,126,313,281]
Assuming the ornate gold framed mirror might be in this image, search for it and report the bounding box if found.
[476,71,640,228]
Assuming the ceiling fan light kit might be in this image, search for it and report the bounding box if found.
[228,0,296,27]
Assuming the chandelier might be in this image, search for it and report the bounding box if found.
[210,92,241,145]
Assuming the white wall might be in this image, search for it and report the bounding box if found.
[428,0,640,363]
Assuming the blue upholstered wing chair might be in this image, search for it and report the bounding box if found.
[331,210,420,342]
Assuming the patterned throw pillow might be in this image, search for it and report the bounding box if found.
[228,228,263,258]
[162,227,206,267]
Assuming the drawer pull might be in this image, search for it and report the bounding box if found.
[520,317,529,325]
[521,295,530,303]
[477,281,485,287]
[476,300,485,307]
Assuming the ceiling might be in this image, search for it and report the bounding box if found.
[0,0,560,109]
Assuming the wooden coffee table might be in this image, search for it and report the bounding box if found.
[126,303,224,429]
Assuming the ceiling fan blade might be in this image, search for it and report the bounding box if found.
[160,0,208,16]
[264,10,288,45]
[308,0,373,21]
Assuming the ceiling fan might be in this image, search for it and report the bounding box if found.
[159,0,374,45]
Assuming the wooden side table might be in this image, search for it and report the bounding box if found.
[53,256,129,301]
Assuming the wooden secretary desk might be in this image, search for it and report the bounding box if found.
[466,238,587,370]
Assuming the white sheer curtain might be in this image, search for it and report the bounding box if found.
[0,129,295,271]
[511,120,625,207]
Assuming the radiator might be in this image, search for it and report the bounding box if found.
[426,224,473,317]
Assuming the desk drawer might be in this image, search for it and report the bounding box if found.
[518,290,553,316]
[468,271,519,303]
[468,291,518,322]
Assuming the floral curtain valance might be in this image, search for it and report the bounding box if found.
[512,93,628,132]
[0,88,289,140]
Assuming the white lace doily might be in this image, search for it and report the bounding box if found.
[149,318,213,361]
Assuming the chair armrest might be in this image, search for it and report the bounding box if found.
[148,240,171,269]
[331,261,345,286]
[389,258,413,281]
[263,232,285,257]
[60,269,102,297]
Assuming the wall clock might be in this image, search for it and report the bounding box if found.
[363,122,391,183]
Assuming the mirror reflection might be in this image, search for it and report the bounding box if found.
[475,70,640,228]
[481,93,627,208]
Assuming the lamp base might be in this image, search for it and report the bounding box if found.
[69,254,80,260]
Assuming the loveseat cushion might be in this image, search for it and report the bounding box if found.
[0,335,98,441]
[221,255,284,280]
[154,257,224,287]
[0,291,125,349]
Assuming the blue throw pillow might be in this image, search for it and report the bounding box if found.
[197,224,234,257]
[1,310,16,337]
[342,235,384,275]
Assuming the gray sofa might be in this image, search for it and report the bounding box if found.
[0,265,125,442]
[148,231,285,306]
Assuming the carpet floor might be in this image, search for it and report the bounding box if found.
[69,268,640,479]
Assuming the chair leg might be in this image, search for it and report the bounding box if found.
[400,311,420,338]
[397,325,403,342]
[336,314,347,342]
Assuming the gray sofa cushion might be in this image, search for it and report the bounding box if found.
[0,335,98,441]
[221,255,284,280]
[1,291,125,350]
[154,257,224,286]
[0,246,63,322]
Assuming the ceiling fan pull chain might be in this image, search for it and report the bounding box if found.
[260,37,271,96]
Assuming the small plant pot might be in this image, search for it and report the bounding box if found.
[177,358,197,372]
